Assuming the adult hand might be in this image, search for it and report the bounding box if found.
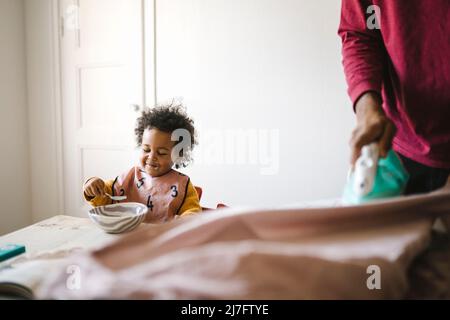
[350,92,396,165]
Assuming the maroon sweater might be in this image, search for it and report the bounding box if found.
[338,0,450,168]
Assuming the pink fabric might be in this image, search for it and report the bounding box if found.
[37,187,450,299]
[112,167,189,223]
[338,0,450,168]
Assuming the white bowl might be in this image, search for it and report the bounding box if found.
[88,202,148,234]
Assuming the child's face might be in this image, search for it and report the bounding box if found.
[140,128,175,177]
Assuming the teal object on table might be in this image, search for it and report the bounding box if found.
[0,244,26,262]
[343,149,410,205]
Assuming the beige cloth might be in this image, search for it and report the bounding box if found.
[37,187,450,299]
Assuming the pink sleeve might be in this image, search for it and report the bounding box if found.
[338,0,386,108]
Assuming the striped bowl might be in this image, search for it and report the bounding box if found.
[88,202,148,234]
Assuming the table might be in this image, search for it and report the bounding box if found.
[0,215,129,298]
[0,215,119,260]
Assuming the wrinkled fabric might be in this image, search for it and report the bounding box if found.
[37,187,450,299]
[406,231,450,299]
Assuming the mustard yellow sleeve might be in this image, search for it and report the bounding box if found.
[177,180,202,217]
[83,178,114,207]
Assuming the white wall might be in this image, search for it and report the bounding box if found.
[1,0,356,233]
[157,0,355,208]
[0,0,32,235]
[24,0,64,223]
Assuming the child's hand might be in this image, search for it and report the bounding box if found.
[83,177,106,198]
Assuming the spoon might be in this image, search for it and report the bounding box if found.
[105,193,127,201]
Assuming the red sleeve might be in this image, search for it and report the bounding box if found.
[338,0,386,108]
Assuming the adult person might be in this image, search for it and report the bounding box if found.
[338,0,450,194]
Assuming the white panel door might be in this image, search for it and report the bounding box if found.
[60,0,151,217]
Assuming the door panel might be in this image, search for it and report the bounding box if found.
[60,0,148,217]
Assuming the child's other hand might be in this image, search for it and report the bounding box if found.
[83,177,106,198]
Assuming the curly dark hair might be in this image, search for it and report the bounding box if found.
[135,101,197,168]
